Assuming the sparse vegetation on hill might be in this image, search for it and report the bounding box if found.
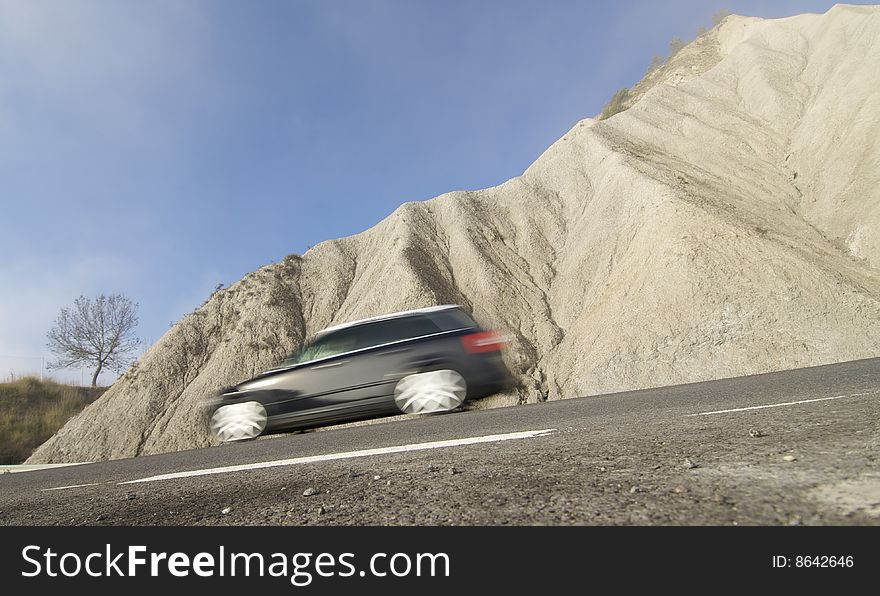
[712,9,732,26]
[599,87,631,120]
[668,36,686,57]
[600,8,732,120]
[0,378,106,464]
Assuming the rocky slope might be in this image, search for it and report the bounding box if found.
[30,4,880,462]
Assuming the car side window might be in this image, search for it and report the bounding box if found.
[428,309,476,331]
[279,314,451,366]
[294,330,359,364]
[354,316,442,350]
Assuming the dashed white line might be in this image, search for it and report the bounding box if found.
[119,428,557,485]
[689,394,854,416]
[41,482,102,492]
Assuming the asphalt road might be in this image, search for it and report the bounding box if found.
[1,358,879,525]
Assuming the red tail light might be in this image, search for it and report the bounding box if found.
[461,330,507,353]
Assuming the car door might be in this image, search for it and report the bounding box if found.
[266,328,363,426]
[338,316,446,404]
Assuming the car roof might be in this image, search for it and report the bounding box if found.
[315,304,465,337]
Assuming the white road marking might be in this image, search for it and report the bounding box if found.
[0,462,89,475]
[41,482,102,492]
[689,394,854,416]
[120,428,557,485]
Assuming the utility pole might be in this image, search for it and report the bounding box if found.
[40,356,44,382]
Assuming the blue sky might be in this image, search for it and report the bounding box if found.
[0,0,855,383]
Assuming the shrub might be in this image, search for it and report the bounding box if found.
[668,37,686,57]
[712,9,732,26]
[646,54,666,74]
[599,87,631,120]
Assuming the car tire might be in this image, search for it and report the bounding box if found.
[210,401,268,442]
[394,369,467,415]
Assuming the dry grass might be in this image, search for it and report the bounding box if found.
[0,377,106,464]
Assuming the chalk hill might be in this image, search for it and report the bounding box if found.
[29,5,880,462]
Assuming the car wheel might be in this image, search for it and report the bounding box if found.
[210,401,268,442]
[394,369,467,415]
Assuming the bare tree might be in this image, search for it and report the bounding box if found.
[46,294,139,387]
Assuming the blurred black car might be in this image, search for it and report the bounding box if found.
[208,305,513,442]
